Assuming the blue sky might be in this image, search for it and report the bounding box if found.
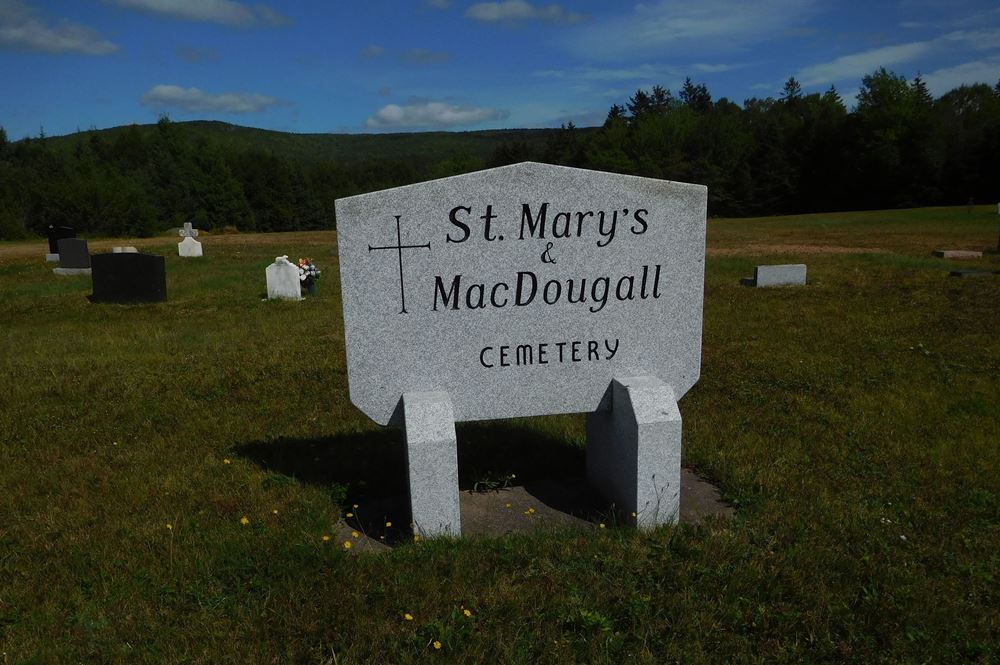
[1,0,999,139]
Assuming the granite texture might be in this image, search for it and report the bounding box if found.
[402,391,461,537]
[91,253,167,303]
[933,250,983,259]
[178,237,203,257]
[57,238,90,269]
[265,256,302,301]
[749,263,807,287]
[586,376,682,528]
[336,162,707,425]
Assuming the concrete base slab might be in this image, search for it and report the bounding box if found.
[52,268,92,276]
[45,253,59,262]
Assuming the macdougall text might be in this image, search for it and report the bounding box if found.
[432,265,662,313]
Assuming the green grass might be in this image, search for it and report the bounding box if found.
[1,207,998,663]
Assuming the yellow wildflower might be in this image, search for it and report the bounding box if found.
[599,523,606,529]
[505,503,512,509]
[433,640,442,650]
[463,608,472,617]
[166,523,172,530]
[351,531,360,538]
[631,512,637,518]
[343,540,352,550]
[223,458,231,464]
[239,516,249,525]
[414,535,422,542]
[385,521,392,528]
[404,613,414,621]
[321,535,331,542]
[273,509,279,515]
[346,512,354,518]
[353,504,359,509]
[528,507,536,514]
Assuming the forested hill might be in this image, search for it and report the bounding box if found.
[38,121,586,166]
[2,69,999,240]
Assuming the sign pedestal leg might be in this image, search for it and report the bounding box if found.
[402,391,461,537]
[586,376,682,528]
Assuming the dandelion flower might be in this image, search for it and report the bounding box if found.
[385,521,392,528]
[321,535,330,542]
[414,535,422,542]
[433,640,442,650]
[166,523,172,530]
[404,613,414,621]
[353,504,359,509]
[631,512,637,518]
[505,503,512,509]
[343,540,352,550]
[240,516,249,525]
[351,531,360,538]
[223,458,231,464]
[272,509,279,515]
[463,608,472,617]
[527,507,535,514]
[346,512,354,518]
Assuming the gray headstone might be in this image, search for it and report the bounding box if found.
[336,161,707,426]
[933,250,983,259]
[113,246,139,253]
[265,256,302,300]
[744,263,807,287]
[56,238,90,269]
[178,236,203,257]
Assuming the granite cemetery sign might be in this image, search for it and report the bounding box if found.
[336,162,707,537]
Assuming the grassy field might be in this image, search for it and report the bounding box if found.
[0,206,998,663]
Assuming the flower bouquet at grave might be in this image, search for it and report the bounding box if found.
[298,258,321,295]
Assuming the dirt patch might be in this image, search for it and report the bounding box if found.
[708,244,883,256]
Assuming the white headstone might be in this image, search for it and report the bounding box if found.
[113,246,139,253]
[336,162,707,535]
[178,223,203,257]
[266,255,303,301]
[746,263,807,287]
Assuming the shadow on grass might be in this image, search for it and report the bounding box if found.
[235,422,591,540]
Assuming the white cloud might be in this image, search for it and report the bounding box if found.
[534,63,675,81]
[141,84,278,113]
[400,47,451,64]
[692,63,743,73]
[922,56,1000,95]
[0,0,118,54]
[796,41,933,86]
[466,0,584,24]
[941,29,1000,52]
[111,0,289,27]
[359,44,385,59]
[566,0,814,60]
[366,101,507,129]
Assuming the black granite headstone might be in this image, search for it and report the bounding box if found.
[47,225,76,254]
[91,253,167,303]
[57,238,90,268]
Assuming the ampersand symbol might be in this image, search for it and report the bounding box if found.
[541,241,557,264]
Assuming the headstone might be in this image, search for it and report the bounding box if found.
[91,253,167,303]
[45,225,75,262]
[113,246,138,253]
[933,250,982,259]
[266,255,303,300]
[178,222,203,257]
[741,264,807,287]
[336,162,706,537]
[52,238,91,276]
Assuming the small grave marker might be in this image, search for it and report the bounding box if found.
[741,264,807,287]
[933,250,982,260]
[52,238,91,276]
[45,225,75,262]
[265,256,303,300]
[336,162,707,537]
[178,222,203,257]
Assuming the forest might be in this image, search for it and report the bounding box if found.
[1,68,999,240]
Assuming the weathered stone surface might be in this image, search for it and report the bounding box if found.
[933,250,983,259]
[265,256,302,301]
[402,391,461,537]
[745,263,807,287]
[178,237,203,257]
[336,162,707,425]
[113,246,138,254]
[586,376,681,528]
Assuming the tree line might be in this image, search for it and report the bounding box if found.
[1,68,999,240]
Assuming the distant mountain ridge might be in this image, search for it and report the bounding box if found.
[39,120,596,166]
